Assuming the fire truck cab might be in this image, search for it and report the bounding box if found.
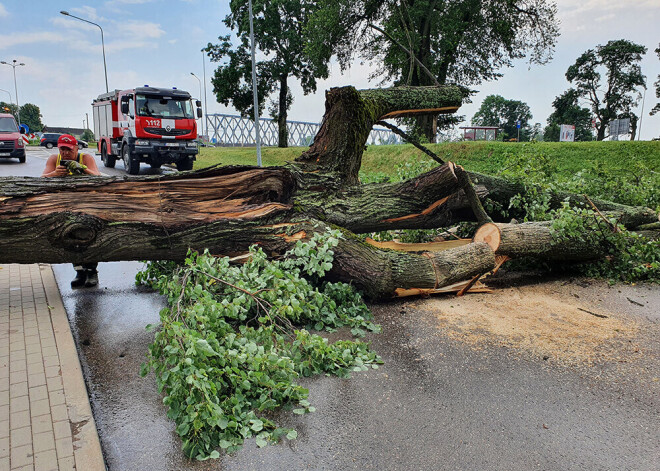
[93,86,202,174]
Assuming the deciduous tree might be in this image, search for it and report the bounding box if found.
[566,39,647,141]
[305,0,559,142]
[206,0,327,148]
[544,89,592,141]
[472,95,532,141]
[18,103,44,133]
[650,44,660,117]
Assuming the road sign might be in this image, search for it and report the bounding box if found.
[22,135,29,145]
[560,124,575,142]
[516,120,521,129]
[19,124,29,134]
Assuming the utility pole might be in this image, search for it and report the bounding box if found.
[248,0,262,166]
[201,49,209,140]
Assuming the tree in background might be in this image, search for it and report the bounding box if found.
[206,0,327,148]
[544,89,593,141]
[566,39,646,141]
[472,95,532,141]
[0,102,18,121]
[18,104,44,133]
[305,0,559,142]
[651,44,660,117]
[81,129,95,142]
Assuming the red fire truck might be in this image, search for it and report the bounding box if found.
[92,86,202,174]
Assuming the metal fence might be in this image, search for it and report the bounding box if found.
[204,113,401,147]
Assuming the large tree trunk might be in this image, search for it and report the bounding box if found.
[278,74,289,148]
[1,85,657,299]
[296,85,468,186]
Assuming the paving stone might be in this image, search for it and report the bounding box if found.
[28,386,47,403]
[10,426,31,448]
[58,455,76,471]
[9,443,33,468]
[34,448,57,471]
[55,435,73,459]
[49,405,67,423]
[0,435,7,457]
[29,399,50,418]
[31,415,52,435]
[52,421,70,442]
[32,431,55,454]
[9,410,30,429]
[10,395,29,413]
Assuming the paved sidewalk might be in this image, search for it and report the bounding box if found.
[0,264,105,471]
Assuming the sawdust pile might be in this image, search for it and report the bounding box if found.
[421,285,640,366]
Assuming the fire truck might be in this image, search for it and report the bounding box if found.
[92,86,202,174]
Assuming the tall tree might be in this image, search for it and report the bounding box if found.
[472,95,532,141]
[19,103,44,133]
[651,44,660,117]
[306,0,559,142]
[544,89,593,142]
[206,0,327,148]
[566,39,647,141]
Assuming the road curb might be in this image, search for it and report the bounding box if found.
[40,264,106,471]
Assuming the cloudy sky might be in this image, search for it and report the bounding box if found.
[0,0,658,139]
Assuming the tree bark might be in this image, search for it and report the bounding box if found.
[296,85,468,186]
[473,222,607,261]
[278,74,289,148]
[1,85,657,299]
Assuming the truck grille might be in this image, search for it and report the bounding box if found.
[144,127,190,136]
[0,141,14,149]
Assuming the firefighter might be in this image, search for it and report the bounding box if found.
[42,134,103,288]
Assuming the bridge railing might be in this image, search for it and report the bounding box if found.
[204,114,402,147]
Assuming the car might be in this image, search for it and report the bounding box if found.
[39,133,88,149]
[0,113,26,163]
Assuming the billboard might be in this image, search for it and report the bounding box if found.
[560,124,575,142]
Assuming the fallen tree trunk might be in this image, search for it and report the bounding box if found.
[473,222,607,261]
[1,84,657,299]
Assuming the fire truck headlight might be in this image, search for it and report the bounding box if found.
[186,142,197,148]
[135,139,149,146]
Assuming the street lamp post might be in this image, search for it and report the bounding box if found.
[0,88,12,106]
[190,72,203,137]
[60,11,108,93]
[0,60,25,125]
[248,0,262,166]
[201,49,209,139]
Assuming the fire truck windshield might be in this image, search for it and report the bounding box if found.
[135,95,194,119]
[0,117,19,132]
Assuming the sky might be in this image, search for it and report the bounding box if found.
[0,0,658,140]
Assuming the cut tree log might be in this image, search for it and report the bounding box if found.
[473,222,607,261]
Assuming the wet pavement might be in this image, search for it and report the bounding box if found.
[52,263,659,471]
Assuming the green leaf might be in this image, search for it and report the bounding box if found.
[195,339,217,356]
[286,430,298,440]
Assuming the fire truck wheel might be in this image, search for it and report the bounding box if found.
[122,146,140,175]
[101,142,116,168]
[176,159,193,171]
[18,154,26,163]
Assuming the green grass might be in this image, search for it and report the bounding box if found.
[196,140,660,176]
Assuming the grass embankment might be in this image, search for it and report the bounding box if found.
[197,140,660,177]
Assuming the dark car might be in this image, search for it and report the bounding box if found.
[39,133,88,149]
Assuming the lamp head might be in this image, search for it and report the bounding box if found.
[60,11,70,16]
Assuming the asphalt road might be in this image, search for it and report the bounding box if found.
[2,148,659,470]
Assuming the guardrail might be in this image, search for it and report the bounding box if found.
[204,114,402,147]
